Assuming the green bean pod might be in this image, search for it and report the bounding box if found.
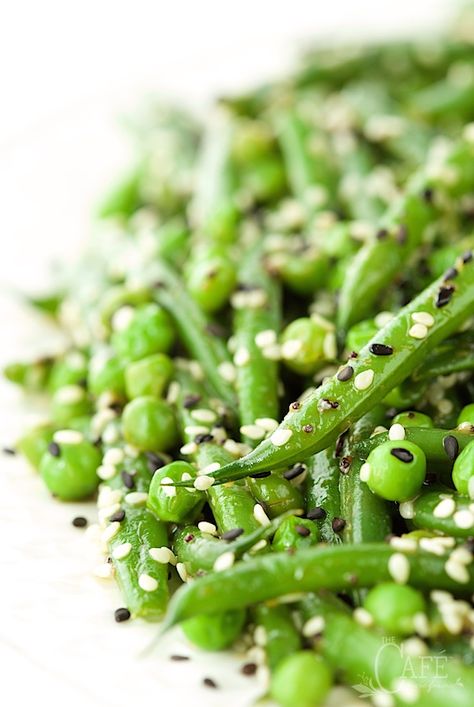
[252,604,302,670]
[304,449,342,544]
[410,488,474,538]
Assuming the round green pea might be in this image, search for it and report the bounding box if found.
[270,651,333,707]
[186,252,236,313]
[87,352,126,397]
[452,439,474,496]
[279,250,329,296]
[272,515,320,552]
[281,315,335,375]
[182,609,246,651]
[248,473,303,518]
[125,353,173,399]
[17,423,55,470]
[365,440,426,502]
[345,319,377,353]
[112,303,175,362]
[48,352,88,393]
[51,385,91,425]
[364,582,426,636]
[122,396,178,452]
[457,404,474,427]
[148,462,204,522]
[39,436,101,500]
[392,410,434,429]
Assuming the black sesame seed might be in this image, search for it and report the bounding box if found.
[332,517,346,533]
[435,285,455,308]
[221,527,244,541]
[462,250,473,264]
[369,343,393,356]
[339,456,352,474]
[397,225,408,244]
[241,662,257,676]
[2,446,16,456]
[108,401,122,413]
[335,430,348,458]
[376,228,388,240]
[421,187,434,203]
[146,452,166,472]
[284,463,306,480]
[349,351,358,359]
[464,537,474,554]
[337,365,354,382]
[307,507,326,520]
[203,677,218,689]
[250,471,271,479]
[442,434,459,462]
[295,525,310,537]
[424,472,437,486]
[121,471,135,489]
[109,509,126,523]
[183,393,201,409]
[170,654,190,661]
[390,447,414,463]
[303,424,314,433]
[114,607,131,623]
[385,407,397,419]
[48,441,61,457]
[194,433,214,444]
[72,516,88,528]
[443,267,458,281]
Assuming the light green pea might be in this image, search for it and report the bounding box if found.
[364,582,426,636]
[270,651,333,707]
[122,396,178,452]
[125,353,174,399]
[452,439,474,496]
[112,303,175,362]
[39,436,101,500]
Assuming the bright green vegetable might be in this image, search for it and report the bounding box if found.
[39,434,100,500]
[452,440,474,496]
[363,582,426,635]
[124,353,173,399]
[122,396,178,451]
[182,609,246,650]
[270,651,333,707]
[364,440,426,502]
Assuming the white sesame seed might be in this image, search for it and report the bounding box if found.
[360,462,371,482]
[240,424,266,440]
[101,424,120,445]
[93,562,114,579]
[253,504,271,527]
[97,487,123,509]
[451,547,473,565]
[234,347,251,367]
[97,464,117,481]
[255,417,279,432]
[112,542,132,560]
[246,646,266,665]
[302,615,326,637]
[191,408,217,424]
[453,509,474,529]
[393,678,419,703]
[53,429,84,445]
[402,637,428,656]
[213,551,235,572]
[388,553,410,584]
[102,522,120,543]
[411,311,435,328]
[254,625,267,646]
[441,611,464,635]
[199,462,221,476]
[371,425,388,436]
[434,536,456,548]
[389,536,417,553]
[255,330,277,348]
[211,426,227,443]
[389,423,405,441]
[323,332,337,360]
[189,361,204,381]
[180,442,198,455]
[124,492,148,506]
[374,311,394,328]
[103,447,125,466]
[270,428,293,447]
[159,476,176,498]
[55,385,85,404]
[194,475,215,491]
[249,539,267,553]
[354,369,374,390]
[399,501,415,519]
[223,439,243,456]
[438,399,454,415]
[217,361,237,382]
[166,381,181,404]
[430,590,454,604]
[149,547,176,564]
[184,425,209,436]
[409,323,428,339]
[281,339,303,359]
[445,559,470,584]
[112,305,135,332]
[262,343,281,360]
[413,612,430,637]
[433,497,456,518]
[353,608,373,627]
[138,573,158,592]
[419,537,446,556]
[176,562,188,582]
[198,521,217,535]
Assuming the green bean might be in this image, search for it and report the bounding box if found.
[161,544,474,630]
[252,604,302,670]
[303,450,342,544]
[199,257,474,484]
[356,427,474,464]
[410,488,474,538]
[108,507,169,620]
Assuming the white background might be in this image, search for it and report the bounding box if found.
[0,1,458,705]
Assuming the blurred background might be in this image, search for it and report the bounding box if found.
[0,2,466,706]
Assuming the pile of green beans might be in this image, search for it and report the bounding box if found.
[5,5,474,705]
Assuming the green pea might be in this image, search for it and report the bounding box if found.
[364,582,426,636]
[272,516,319,552]
[122,396,178,452]
[182,609,246,651]
[205,203,239,244]
[232,120,273,163]
[16,423,55,470]
[154,218,189,264]
[148,462,204,522]
[48,351,88,393]
[365,440,426,502]
[39,435,101,500]
[51,385,91,425]
[270,651,333,707]
[248,473,304,518]
[241,155,286,202]
[125,353,173,399]
[87,352,126,397]
[392,410,434,429]
[457,403,474,427]
[279,249,329,296]
[112,303,175,362]
[452,439,474,496]
[99,285,150,330]
[345,318,377,353]
[186,251,237,313]
[281,315,336,375]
